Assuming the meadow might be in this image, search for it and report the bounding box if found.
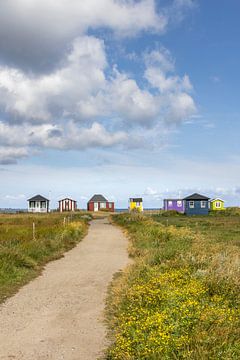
[0,212,90,303]
[107,211,240,359]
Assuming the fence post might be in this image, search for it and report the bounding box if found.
[33,221,36,240]
[63,217,66,227]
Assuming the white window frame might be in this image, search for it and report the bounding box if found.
[215,201,221,208]
[189,201,194,208]
[177,201,182,207]
[201,201,206,208]
[41,201,46,209]
[168,201,173,206]
[100,202,106,209]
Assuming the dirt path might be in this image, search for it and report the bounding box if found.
[0,218,129,360]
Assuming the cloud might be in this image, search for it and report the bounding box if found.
[0,36,196,125]
[0,0,168,72]
[144,48,196,123]
[0,37,196,163]
[0,2,197,164]
[4,194,26,200]
[0,38,196,127]
[0,146,28,164]
[144,187,158,195]
[44,122,129,150]
[0,0,197,73]
[166,0,197,25]
[109,70,159,124]
[0,121,129,151]
[144,48,193,93]
[0,36,107,122]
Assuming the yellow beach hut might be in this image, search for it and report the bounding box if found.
[129,198,143,212]
[210,198,225,211]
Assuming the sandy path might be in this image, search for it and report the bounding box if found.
[0,218,129,360]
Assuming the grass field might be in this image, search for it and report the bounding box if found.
[107,212,240,359]
[0,212,90,303]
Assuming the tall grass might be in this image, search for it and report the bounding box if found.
[107,213,240,359]
[0,212,89,303]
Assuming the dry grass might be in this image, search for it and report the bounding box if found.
[0,212,89,303]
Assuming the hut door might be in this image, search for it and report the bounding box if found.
[94,202,98,211]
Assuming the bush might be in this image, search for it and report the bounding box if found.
[161,210,184,217]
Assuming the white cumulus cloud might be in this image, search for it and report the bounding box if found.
[0,146,29,164]
[0,0,169,72]
[0,2,197,164]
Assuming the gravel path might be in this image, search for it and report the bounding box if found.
[0,218,129,360]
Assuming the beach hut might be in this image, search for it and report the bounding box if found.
[210,198,225,211]
[58,198,77,212]
[28,195,49,213]
[163,199,185,213]
[129,198,143,212]
[87,194,114,212]
[184,193,210,216]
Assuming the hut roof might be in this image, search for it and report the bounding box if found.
[130,198,143,202]
[88,194,108,202]
[58,198,76,202]
[210,198,224,202]
[28,195,49,202]
[183,193,210,200]
[164,198,183,201]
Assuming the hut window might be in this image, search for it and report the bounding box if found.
[41,201,46,208]
[177,201,182,207]
[100,202,106,209]
[215,201,221,208]
[201,201,206,208]
[136,202,141,206]
[30,201,35,208]
[168,201,172,206]
[189,201,194,208]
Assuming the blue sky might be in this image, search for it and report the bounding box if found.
[0,0,239,209]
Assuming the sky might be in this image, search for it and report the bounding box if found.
[0,0,240,209]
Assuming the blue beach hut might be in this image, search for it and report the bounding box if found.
[184,193,210,216]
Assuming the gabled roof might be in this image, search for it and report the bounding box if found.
[210,198,224,202]
[88,194,108,202]
[58,198,76,202]
[164,199,183,201]
[183,193,210,200]
[130,198,143,202]
[28,195,49,202]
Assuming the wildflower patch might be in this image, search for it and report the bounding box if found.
[107,214,240,359]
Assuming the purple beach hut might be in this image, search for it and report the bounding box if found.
[163,199,185,213]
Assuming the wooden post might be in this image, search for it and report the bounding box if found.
[63,217,66,227]
[33,221,36,240]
